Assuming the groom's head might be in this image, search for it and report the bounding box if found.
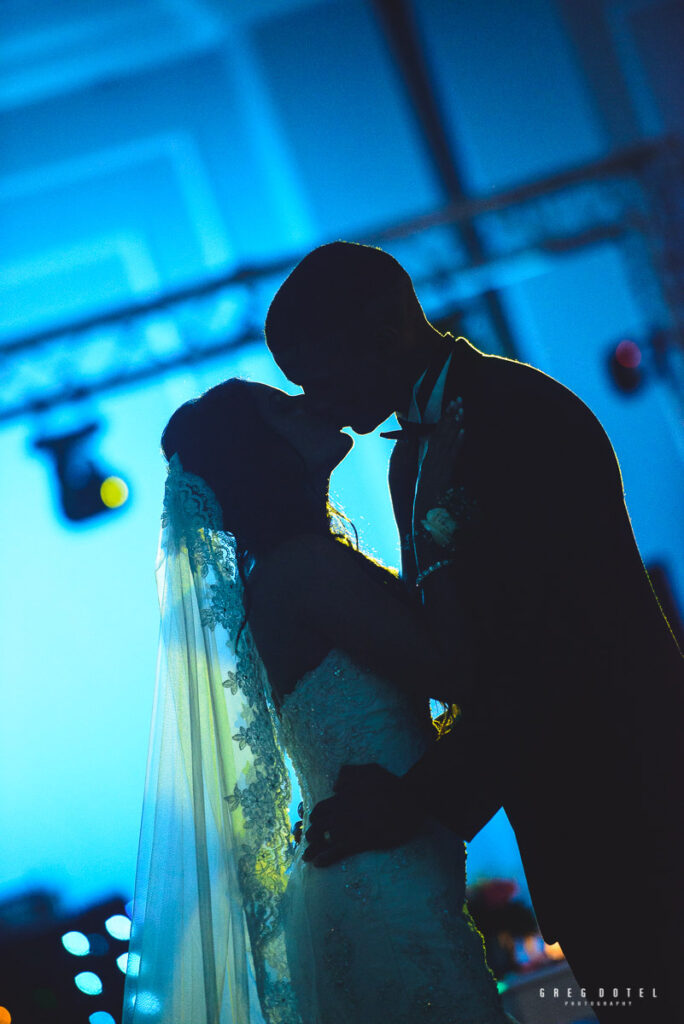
[265,242,431,432]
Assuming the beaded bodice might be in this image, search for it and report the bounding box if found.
[278,650,515,1024]
[279,649,434,820]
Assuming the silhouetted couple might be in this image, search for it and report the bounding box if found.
[139,242,682,1024]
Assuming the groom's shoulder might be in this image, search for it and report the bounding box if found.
[468,347,606,440]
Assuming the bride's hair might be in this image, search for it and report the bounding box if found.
[161,377,361,649]
[161,378,345,564]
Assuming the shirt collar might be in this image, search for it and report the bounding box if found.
[408,352,453,424]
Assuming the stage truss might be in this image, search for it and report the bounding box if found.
[1,137,682,426]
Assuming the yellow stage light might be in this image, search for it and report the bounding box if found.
[100,476,129,509]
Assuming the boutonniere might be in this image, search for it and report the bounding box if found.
[420,486,479,549]
[421,507,457,548]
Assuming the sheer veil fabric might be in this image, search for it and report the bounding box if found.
[123,454,300,1023]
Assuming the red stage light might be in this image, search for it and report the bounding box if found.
[615,339,642,369]
[608,338,644,393]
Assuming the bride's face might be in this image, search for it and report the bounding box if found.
[254,384,354,479]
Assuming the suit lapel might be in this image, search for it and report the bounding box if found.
[442,334,476,405]
[389,436,419,582]
[388,336,473,582]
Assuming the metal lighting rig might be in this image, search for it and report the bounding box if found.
[1,137,682,427]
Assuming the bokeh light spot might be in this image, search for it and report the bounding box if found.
[105,913,131,940]
[74,972,103,996]
[544,941,565,960]
[61,930,90,956]
[100,476,129,508]
[0,1007,11,1024]
[615,339,642,369]
[116,952,129,974]
[89,1013,116,1024]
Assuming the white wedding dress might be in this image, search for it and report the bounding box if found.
[278,649,516,1024]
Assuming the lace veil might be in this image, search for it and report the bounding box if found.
[122,454,299,1023]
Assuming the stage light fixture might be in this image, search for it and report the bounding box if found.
[608,338,644,393]
[100,475,129,508]
[32,422,130,523]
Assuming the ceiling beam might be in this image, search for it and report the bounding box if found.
[371,0,519,357]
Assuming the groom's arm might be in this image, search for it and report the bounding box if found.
[303,713,505,867]
[303,563,508,864]
[405,557,506,838]
[402,708,506,840]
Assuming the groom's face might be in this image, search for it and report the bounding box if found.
[275,341,399,434]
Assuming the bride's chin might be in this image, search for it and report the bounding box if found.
[329,434,353,468]
[316,436,352,480]
[338,432,354,457]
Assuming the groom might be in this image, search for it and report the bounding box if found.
[265,242,683,1020]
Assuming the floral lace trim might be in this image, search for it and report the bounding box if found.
[162,453,298,1023]
[161,453,222,552]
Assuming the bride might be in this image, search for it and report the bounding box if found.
[123,377,515,1024]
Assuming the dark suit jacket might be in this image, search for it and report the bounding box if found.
[391,336,684,942]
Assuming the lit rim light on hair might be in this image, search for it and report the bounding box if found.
[105,913,131,941]
[61,930,90,956]
[100,476,129,508]
[74,972,103,996]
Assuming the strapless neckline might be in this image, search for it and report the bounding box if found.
[276,648,435,813]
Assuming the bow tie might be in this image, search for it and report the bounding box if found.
[380,417,437,441]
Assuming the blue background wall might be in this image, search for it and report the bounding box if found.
[1,0,682,920]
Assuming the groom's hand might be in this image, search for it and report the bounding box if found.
[302,763,426,867]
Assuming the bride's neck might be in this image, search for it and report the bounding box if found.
[250,495,332,565]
